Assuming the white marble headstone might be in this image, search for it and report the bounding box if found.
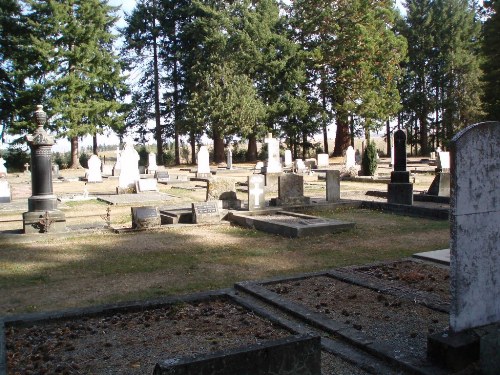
[87,155,102,183]
[118,142,140,190]
[450,122,500,332]
[345,146,356,169]
[0,157,7,177]
[197,146,211,177]
[284,150,293,168]
[147,152,158,174]
[317,153,329,168]
[226,149,233,170]
[0,179,11,202]
[295,159,307,173]
[437,151,450,170]
[264,133,282,173]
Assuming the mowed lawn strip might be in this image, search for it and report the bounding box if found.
[0,208,449,315]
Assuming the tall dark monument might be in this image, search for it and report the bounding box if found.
[387,130,413,205]
[22,105,66,233]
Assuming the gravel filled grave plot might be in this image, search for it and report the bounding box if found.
[267,276,449,365]
[350,260,450,302]
[6,298,292,375]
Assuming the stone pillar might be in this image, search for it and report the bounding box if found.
[387,130,413,205]
[326,170,340,202]
[23,105,66,233]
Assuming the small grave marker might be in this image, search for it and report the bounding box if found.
[248,174,266,210]
[196,145,211,178]
[326,170,340,202]
[0,179,11,203]
[155,170,170,183]
[131,206,161,229]
[192,201,221,224]
[136,178,158,193]
[86,155,102,183]
[317,153,329,168]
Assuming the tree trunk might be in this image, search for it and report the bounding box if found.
[69,136,81,168]
[321,80,329,154]
[173,35,181,166]
[213,132,225,164]
[246,134,258,162]
[333,108,350,156]
[386,120,391,157]
[190,132,196,165]
[302,132,307,159]
[152,3,163,166]
[93,135,98,155]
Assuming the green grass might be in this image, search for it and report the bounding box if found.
[0,208,450,315]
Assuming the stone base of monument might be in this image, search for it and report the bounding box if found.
[131,206,161,229]
[271,196,311,206]
[196,172,212,179]
[428,324,500,372]
[427,172,450,197]
[160,208,193,224]
[228,211,354,238]
[27,194,59,211]
[22,209,66,234]
[387,183,413,205]
[154,334,321,375]
[116,186,136,195]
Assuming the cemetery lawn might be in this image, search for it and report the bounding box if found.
[0,208,449,316]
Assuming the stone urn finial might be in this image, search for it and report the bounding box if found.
[34,105,47,129]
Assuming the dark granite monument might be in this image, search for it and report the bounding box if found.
[22,105,66,233]
[387,130,413,205]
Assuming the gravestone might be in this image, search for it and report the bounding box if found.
[52,163,59,179]
[0,157,7,178]
[264,133,282,173]
[390,144,395,168]
[284,150,293,168]
[0,179,11,203]
[276,174,310,206]
[86,155,102,183]
[326,170,340,202]
[117,142,140,193]
[131,206,161,229]
[226,149,233,170]
[155,170,170,183]
[254,161,264,174]
[387,130,413,205]
[304,158,316,170]
[112,146,121,176]
[136,178,158,193]
[147,152,158,174]
[449,122,500,332]
[345,146,356,169]
[206,177,240,209]
[22,105,66,233]
[196,145,211,178]
[437,151,450,171]
[248,174,266,210]
[295,159,307,174]
[317,153,329,168]
[192,201,221,224]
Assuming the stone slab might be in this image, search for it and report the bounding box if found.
[192,201,221,224]
[153,334,321,375]
[387,183,413,205]
[228,211,354,238]
[481,329,500,375]
[97,192,171,205]
[131,206,161,229]
[136,178,159,192]
[159,209,193,224]
[413,249,450,265]
[22,210,66,234]
[427,330,480,371]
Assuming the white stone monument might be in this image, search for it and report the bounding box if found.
[295,159,307,174]
[147,152,158,174]
[284,150,293,168]
[226,149,233,170]
[196,145,211,178]
[345,146,356,169]
[0,157,7,177]
[264,133,282,173]
[317,153,329,168]
[118,142,140,193]
[0,179,11,203]
[112,146,121,176]
[86,155,102,183]
[437,151,450,170]
[450,122,500,332]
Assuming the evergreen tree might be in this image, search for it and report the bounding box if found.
[24,0,127,167]
[483,0,500,120]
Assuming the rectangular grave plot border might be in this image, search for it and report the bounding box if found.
[235,278,445,375]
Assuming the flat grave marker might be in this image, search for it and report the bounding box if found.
[131,206,161,229]
[192,201,221,224]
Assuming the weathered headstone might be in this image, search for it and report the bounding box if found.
[226,149,233,170]
[196,145,211,178]
[449,122,500,332]
[0,179,11,203]
[147,152,158,174]
[118,142,140,193]
[345,146,355,169]
[264,133,282,173]
[22,105,66,233]
[317,153,329,168]
[192,201,221,224]
[387,130,413,205]
[136,178,158,193]
[304,158,316,170]
[207,177,240,209]
[248,174,266,210]
[276,174,310,206]
[155,170,170,183]
[131,206,161,229]
[0,157,7,177]
[86,155,102,183]
[284,150,293,168]
[326,170,340,202]
[295,159,307,174]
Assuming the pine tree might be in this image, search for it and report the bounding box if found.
[483,0,500,120]
[24,0,127,167]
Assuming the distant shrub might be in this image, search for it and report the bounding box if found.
[163,149,175,166]
[2,148,30,172]
[138,146,148,166]
[79,152,90,169]
[362,141,378,176]
[53,152,70,169]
